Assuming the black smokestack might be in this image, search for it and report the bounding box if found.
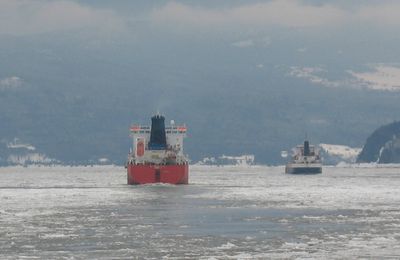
[149,114,167,150]
[304,140,310,156]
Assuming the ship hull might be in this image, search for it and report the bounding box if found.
[127,164,189,185]
[285,164,322,174]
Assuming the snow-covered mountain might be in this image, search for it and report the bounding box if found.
[319,143,361,165]
[2,1,400,165]
[0,138,57,166]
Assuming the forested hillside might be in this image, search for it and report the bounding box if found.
[357,121,400,163]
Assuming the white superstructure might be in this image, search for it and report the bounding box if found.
[128,124,187,165]
[285,140,322,174]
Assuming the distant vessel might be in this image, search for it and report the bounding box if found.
[285,140,322,174]
[126,114,188,184]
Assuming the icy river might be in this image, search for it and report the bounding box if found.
[1,165,400,259]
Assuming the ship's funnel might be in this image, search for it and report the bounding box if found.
[148,114,167,150]
[304,140,310,156]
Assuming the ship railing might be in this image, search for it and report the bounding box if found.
[130,161,188,166]
[130,125,187,134]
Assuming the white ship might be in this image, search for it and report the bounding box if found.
[285,140,322,174]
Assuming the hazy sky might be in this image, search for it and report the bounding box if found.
[2,0,399,92]
[1,0,400,35]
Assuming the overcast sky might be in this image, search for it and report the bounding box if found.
[1,0,400,35]
[1,0,400,91]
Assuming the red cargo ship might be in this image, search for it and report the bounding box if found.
[126,114,189,185]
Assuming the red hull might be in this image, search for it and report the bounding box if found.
[127,164,188,185]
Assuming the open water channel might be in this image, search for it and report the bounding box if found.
[1,165,400,259]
